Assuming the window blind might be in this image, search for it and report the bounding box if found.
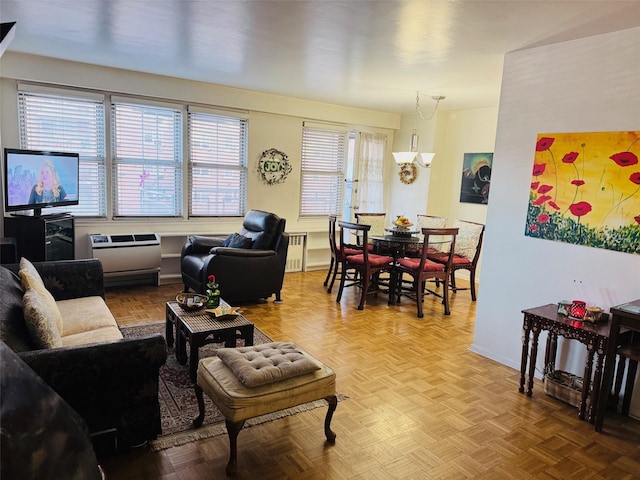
[188,111,248,216]
[300,126,347,216]
[17,90,107,217]
[111,101,183,217]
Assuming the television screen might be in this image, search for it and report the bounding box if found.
[4,148,80,215]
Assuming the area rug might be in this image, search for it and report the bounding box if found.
[120,322,346,451]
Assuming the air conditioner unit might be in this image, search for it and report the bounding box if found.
[89,233,161,285]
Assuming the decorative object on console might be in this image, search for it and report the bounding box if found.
[557,300,572,316]
[257,148,292,185]
[584,305,604,323]
[206,275,221,308]
[570,300,587,319]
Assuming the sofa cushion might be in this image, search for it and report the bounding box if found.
[22,288,63,349]
[222,233,253,249]
[19,268,64,335]
[56,296,120,337]
[61,326,124,347]
[216,342,321,387]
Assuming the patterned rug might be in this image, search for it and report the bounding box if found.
[120,322,345,451]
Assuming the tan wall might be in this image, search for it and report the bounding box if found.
[0,52,399,259]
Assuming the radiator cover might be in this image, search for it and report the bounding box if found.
[89,233,161,278]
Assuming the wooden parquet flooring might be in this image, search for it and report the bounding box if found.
[101,271,640,480]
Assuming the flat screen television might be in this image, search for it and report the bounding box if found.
[4,148,80,216]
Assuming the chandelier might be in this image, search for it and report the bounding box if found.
[392,92,445,167]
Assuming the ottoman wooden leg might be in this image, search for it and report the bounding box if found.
[193,384,206,427]
[225,419,245,476]
[324,395,337,443]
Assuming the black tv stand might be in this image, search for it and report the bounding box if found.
[4,214,75,261]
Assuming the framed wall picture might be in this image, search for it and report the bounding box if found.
[460,153,493,204]
[525,131,640,255]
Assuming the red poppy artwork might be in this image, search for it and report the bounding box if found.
[526,131,640,255]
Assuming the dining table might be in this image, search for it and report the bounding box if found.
[369,230,448,300]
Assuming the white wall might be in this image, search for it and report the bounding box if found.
[472,27,640,416]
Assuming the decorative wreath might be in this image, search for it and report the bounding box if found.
[257,148,292,185]
[398,163,418,184]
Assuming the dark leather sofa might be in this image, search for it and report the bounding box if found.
[180,209,289,303]
[0,259,167,448]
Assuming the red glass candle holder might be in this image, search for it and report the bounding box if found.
[570,300,586,319]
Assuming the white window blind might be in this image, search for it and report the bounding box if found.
[188,111,247,216]
[17,90,106,217]
[300,126,347,216]
[111,102,183,217]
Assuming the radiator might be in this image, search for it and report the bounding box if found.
[89,233,161,282]
[285,233,306,272]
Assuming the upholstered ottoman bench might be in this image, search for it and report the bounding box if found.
[193,342,337,475]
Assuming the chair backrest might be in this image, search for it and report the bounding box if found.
[420,227,459,272]
[354,212,386,236]
[239,210,286,250]
[328,215,338,256]
[416,214,447,229]
[452,219,485,262]
[338,220,371,262]
[417,215,448,251]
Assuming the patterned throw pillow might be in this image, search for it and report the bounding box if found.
[22,288,63,349]
[453,220,484,260]
[223,233,253,249]
[18,259,64,334]
[19,266,63,335]
[19,257,44,285]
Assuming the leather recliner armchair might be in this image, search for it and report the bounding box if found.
[181,210,289,303]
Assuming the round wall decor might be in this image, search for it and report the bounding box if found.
[398,163,418,184]
[257,148,292,185]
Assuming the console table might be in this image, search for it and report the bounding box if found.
[519,304,611,422]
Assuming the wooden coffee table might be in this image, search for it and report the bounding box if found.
[165,300,254,382]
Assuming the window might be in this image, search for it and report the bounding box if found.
[300,125,347,216]
[188,110,248,216]
[111,101,183,217]
[18,88,106,217]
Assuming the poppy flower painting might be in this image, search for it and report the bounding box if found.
[526,131,640,255]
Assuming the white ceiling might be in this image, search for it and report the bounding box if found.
[2,1,639,114]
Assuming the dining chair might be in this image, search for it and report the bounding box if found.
[428,219,484,301]
[354,212,387,236]
[336,220,395,310]
[394,227,458,317]
[594,301,640,432]
[406,214,448,257]
[354,212,387,249]
[324,215,362,294]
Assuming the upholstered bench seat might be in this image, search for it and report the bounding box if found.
[194,342,337,475]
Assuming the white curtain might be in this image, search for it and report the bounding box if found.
[355,133,386,213]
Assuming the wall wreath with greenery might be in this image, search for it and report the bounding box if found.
[257,148,292,185]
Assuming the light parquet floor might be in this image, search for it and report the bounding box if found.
[102,271,640,480]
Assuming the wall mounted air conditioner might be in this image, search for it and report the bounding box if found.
[89,233,161,284]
